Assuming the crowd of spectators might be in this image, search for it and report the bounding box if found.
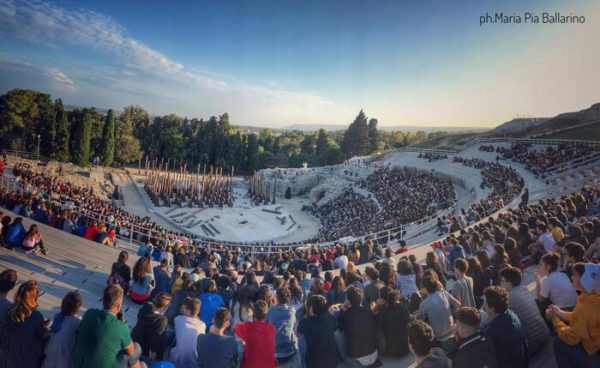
[305,167,455,242]
[482,142,600,177]
[417,152,448,162]
[1,185,599,368]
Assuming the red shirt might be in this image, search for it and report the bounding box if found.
[234,320,276,368]
[395,247,409,255]
[83,226,98,241]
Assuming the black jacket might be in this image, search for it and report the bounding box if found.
[482,310,528,368]
[451,334,497,368]
[338,306,377,359]
[131,302,168,356]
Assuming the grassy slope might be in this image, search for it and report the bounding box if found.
[543,122,600,141]
[412,132,480,150]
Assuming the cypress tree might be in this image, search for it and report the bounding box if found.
[76,111,92,166]
[53,98,70,161]
[368,118,379,152]
[342,110,369,158]
[100,109,115,166]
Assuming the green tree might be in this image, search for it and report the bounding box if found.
[53,98,70,161]
[99,109,116,165]
[341,110,369,158]
[367,118,379,152]
[74,111,92,166]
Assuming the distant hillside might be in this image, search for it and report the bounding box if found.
[281,124,488,133]
[487,117,549,136]
[513,103,600,138]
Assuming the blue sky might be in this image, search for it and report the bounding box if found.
[0,0,598,127]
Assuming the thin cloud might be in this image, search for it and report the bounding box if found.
[0,0,345,124]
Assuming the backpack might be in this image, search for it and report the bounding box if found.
[107,272,128,290]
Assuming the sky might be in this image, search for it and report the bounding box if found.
[0,0,599,128]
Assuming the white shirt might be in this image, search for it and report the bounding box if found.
[538,232,556,252]
[170,315,206,368]
[540,271,578,308]
[334,255,348,270]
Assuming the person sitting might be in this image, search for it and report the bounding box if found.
[417,274,460,351]
[198,279,225,332]
[234,300,277,368]
[450,307,497,368]
[481,286,528,368]
[337,285,379,368]
[152,259,171,296]
[169,297,205,368]
[535,253,577,312]
[364,266,385,305]
[5,217,26,249]
[42,291,83,368]
[138,241,153,258]
[562,242,587,279]
[265,287,300,366]
[297,295,341,368]
[129,257,155,303]
[72,285,144,368]
[396,258,420,311]
[372,287,410,358]
[407,319,451,368]
[131,292,173,360]
[499,266,550,355]
[109,251,132,292]
[83,221,99,241]
[451,259,476,308]
[547,262,600,368]
[22,224,48,255]
[1,279,48,368]
[196,308,238,368]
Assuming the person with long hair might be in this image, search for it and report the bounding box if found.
[42,291,83,368]
[425,251,446,288]
[129,256,155,303]
[22,224,48,255]
[109,251,131,291]
[372,287,410,358]
[327,276,346,306]
[1,280,47,368]
[288,277,304,311]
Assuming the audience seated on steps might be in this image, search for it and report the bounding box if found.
[448,307,497,368]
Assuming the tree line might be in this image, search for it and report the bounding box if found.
[0,88,447,173]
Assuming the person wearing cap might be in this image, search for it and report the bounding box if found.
[546,262,600,368]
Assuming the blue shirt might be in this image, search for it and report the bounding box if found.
[198,293,225,331]
[196,333,237,368]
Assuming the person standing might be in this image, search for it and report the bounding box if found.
[234,300,277,368]
[451,259,476,308]
[196,308,238,368]
[71,285,143,368]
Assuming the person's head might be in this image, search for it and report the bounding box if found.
[27,224,38,236]
[422,275,442,294]
[397,258,414,275]
[453,307,480,339]
[61,291,82,316]
[212,307,231,331]
[152,292,172,312]
[365,266,379,282]
[564,242,586,264]
[276,286,291,305]
[307,295,328,316]
[102,284,124,312]
[0,269,18,295]
[408,319,434,358]
[253,300,269,321]
[383,287,400,307]
[181,297,201,317]
[133,256,151,282]
[454,258,468,278]
[9,280,40,323]
[483,286,508,316]
[345,285,363,307]
[499,266,522,290]
[540,253,560,275]
[503,237,517,252]
[571,262,600,293]
[117,251,128,265]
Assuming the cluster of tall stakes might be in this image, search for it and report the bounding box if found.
[143,157,234,209]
